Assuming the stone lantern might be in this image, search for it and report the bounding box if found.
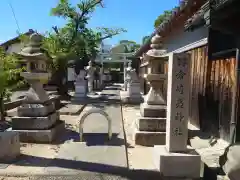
[8,33,65,143]
[134,34,168,146]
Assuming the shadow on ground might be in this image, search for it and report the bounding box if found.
[14,155,161,180]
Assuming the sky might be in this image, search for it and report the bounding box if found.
[0,0,179,46]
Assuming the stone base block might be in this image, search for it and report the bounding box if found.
[18,103,55,117]
[140,103,166,117]
[12,111,59,130]
[7,120,65,143]
[134,129,166,146]
[0,132,20,162]
[153,145,201,178]
[137,117,166,131]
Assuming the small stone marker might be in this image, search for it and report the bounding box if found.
[166,52,190,152]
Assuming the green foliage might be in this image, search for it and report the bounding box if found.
[154,10,172,28]
[142,35,150,44]
[119,40,140,53]
[0,48,24,120]
[0,48,24,100]
[43,0,127,72]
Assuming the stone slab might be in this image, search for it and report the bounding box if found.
[7,120,65,143]
[59,104,85,115]
[12,111,59,130]
[18,103,55,117]
[0,132,20,163]
[45,141,127,174]
[140,103,166,118]
[134,129,166,146]
[153,145,201,178]
[137,117,166,131]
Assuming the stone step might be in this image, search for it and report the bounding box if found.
[7,120,65,143]
[12,111,59,130]
[134,129,166,146]
[0,132,20,163]
[140,103,166,118]
[136,117,166,131]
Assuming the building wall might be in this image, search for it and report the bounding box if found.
[6,42,23,54]
[163,26,208,53]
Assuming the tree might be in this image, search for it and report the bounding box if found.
[42,0,126,96]
[142,36,150,44]
[0,48,24,121]
[154,10,172,28]
[119,40,140,53]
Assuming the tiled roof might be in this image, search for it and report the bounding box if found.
[134,0,207,57]
[184,1,210,31]
[0,29,35,47]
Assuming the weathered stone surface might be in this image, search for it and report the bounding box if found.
[18,103,55,117]
[137,117,166,131]
[166,53,190,152]
[7,120,65,143]
[59,104,85,115]
[12,111,59,130]
[128,82,141,96]
[120,91,143,104]
[153,145,201,178]
[134,129,166,146]
[0,132,20,162]
[140,103,166,117]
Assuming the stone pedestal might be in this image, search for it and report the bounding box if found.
[134,74,167,146]
[72,81,87,101]
[153,53,201,179]
[153,146,202,178]
[0,132,20,162]
[120,82,142,104]
[9,73,65,143]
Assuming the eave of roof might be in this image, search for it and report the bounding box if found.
[134,0,208,58]
[0,29,35,47]
[184,1,210,31]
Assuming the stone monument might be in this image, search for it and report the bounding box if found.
[124,62,132,91]
[120,64,142,104]
[7,33,65,143]
[72,70,87,100]
[134,34,168,146]
[85,61,95,94]
[153,53,201,178]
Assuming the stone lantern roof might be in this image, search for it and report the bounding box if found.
[145,34,166,58]
[18,33,47,60]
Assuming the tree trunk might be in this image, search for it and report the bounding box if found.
[51,68,71,99]
[0,97,5,122]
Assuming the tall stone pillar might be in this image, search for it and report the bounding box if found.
[153,53,201,179]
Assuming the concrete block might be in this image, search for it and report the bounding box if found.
[12,111,59,130]
[137,117,166,131]
[134,129,166,146]
[153,145,201,178]
[7,120,65,143]
[140,103,166,117]
[0,132,20,162]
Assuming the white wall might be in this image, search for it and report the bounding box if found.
[163,26,208,53]
[6,42,24,54]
